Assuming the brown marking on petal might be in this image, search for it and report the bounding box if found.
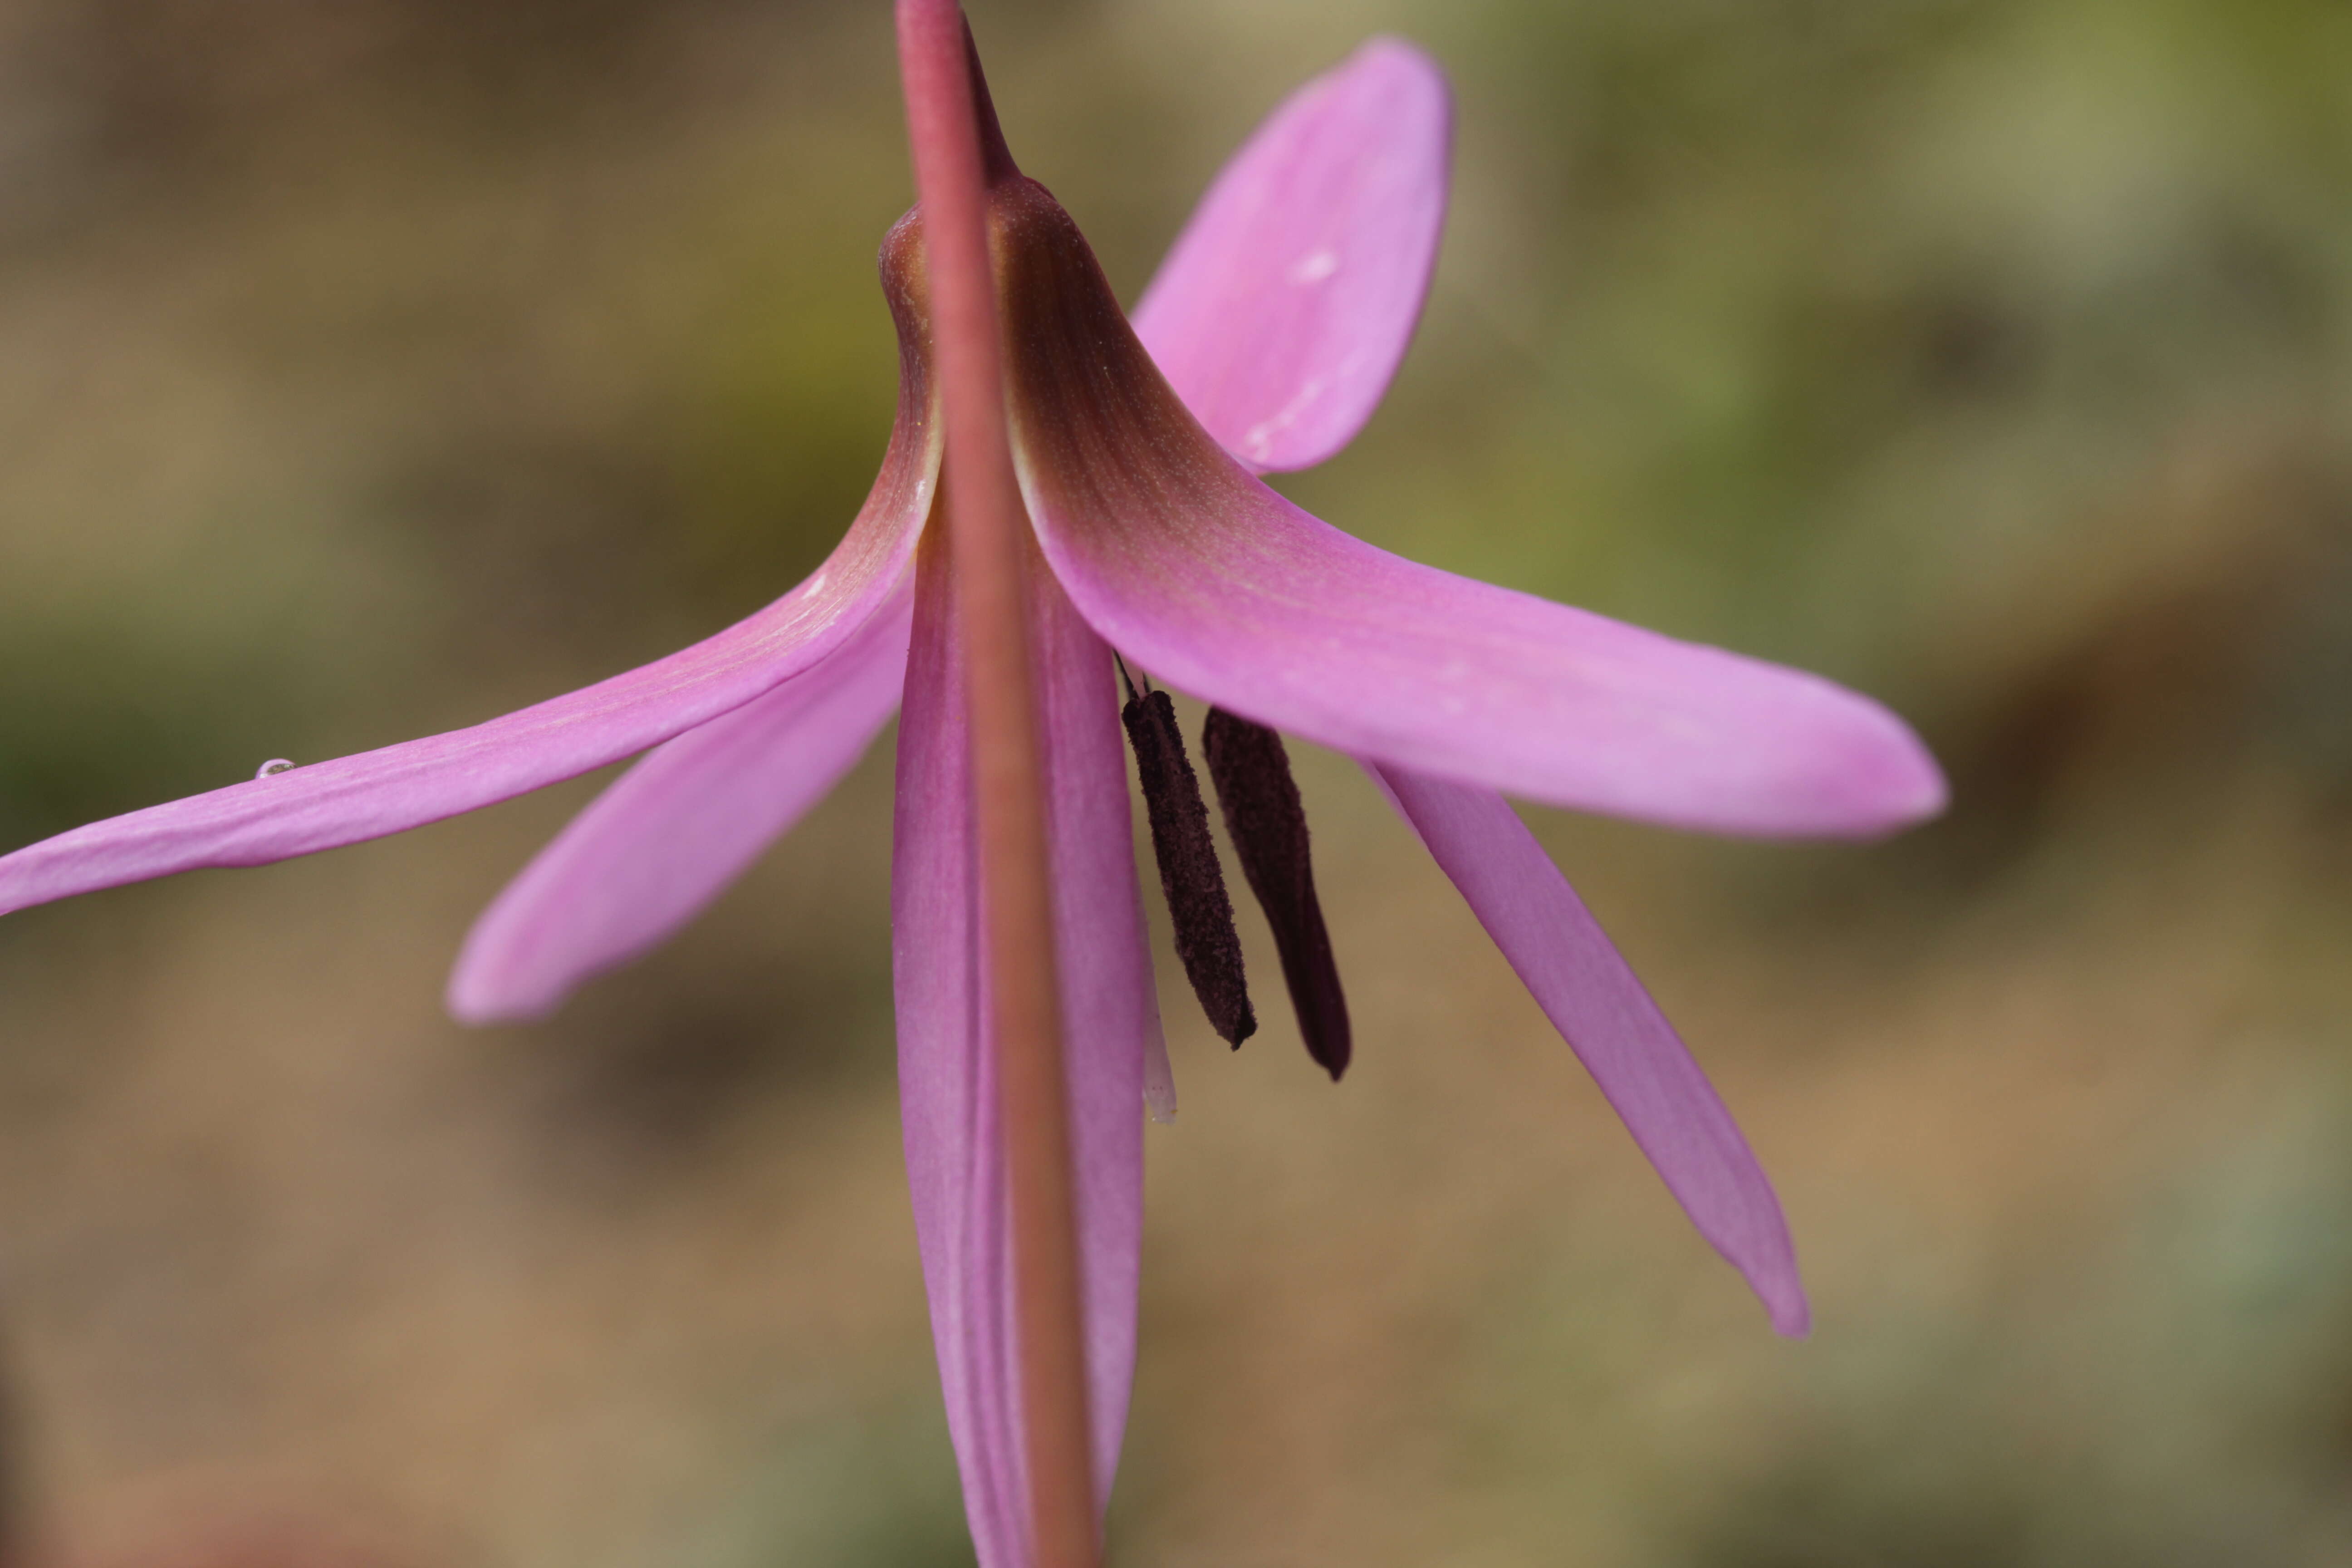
[1121,685,1256,1048]
[986,176,1247,519]
[1202,709,1352,1080]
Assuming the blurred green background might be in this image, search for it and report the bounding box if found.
[3,0,2351,1563]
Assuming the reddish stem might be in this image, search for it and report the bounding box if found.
[893,5,1098,1568]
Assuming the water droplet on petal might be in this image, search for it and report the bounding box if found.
[255,759,295,779]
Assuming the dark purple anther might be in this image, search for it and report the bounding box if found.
[1202,708,1351,1080]
[1120,671,1256,1048]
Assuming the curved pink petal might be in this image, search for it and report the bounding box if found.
[1133,37,1450,473]
[0,493,924,919]
[1373,762,1809,1335]
[893,534,1158,1568]
[0,265,943,920]
[445,585,916,1024]
[1037,470,1943,837]
[991,181,1946,838]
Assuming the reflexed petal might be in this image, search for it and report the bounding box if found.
[893,531,1158,1567]
[0,243,943,919]
[446,585,915,1024]
[1134,38,1450,473]
[991,179,1948,838]
[1028,550,1161,1509]
[1372,762,1810,1336]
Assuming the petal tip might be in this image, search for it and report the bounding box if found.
[1772,683,1948,840]
[443,958,558,1029]
[1769,1289,1814,1339]
[1352,34,1451,97]
[1839,710,1950,839]
[1889,759,1951,833]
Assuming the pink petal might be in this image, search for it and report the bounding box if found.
[1372,762,1810,1336]
[893,534,1159,1567]
[994,187,1945,838]
[1132,38,1450,473]
[1039,470,1944,837]
[445,584,916,1024]
[0,351,940,919]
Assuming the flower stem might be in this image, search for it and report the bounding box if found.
[894,6,1099,1567]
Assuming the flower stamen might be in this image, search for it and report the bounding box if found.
[1203,710,1352,1079]
[1117,665,1255,1049]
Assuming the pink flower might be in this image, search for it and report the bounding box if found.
[0,23,1944,1564]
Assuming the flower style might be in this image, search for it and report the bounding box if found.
[0,22,1945,1567]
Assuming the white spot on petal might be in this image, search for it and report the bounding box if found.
[1240,369,1337,462]
[1287,248,1340,286]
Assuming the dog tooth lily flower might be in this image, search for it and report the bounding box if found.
[0,13,1945,1564]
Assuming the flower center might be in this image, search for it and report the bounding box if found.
[882,168,1356,1079]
